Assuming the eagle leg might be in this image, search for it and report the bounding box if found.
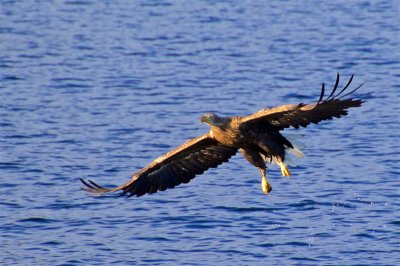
[260,168,272,194]
[240,148,273,195]
[256,142,291,177]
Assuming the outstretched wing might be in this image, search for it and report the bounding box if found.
[241,73,364,130]
[80,133,237,197]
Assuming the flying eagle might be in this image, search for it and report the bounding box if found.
[81,74,364,197]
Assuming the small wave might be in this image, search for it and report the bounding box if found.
[41,241,63,246]
[17,217,57,224]
[281,241,310,247]
[214,205,267,213]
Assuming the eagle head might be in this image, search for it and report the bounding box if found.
[200,113,226,126]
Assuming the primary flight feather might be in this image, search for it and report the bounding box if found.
[81,73,364,197]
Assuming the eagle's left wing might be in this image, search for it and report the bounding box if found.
[241,74,364,130]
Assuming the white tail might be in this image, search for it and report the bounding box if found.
[283,133,305,167]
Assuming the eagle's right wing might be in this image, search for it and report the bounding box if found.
[80,133,237,197]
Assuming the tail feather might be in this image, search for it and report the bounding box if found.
[283,133,305,167]
[284,133,306,154]
[267,133,305,174]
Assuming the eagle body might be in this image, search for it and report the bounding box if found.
[81,74,365,197]
[209,117,290,164]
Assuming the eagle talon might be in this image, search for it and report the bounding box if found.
[261,177,272,194]
[262,183,272,194]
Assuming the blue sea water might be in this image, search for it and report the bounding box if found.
[1,0,399,265]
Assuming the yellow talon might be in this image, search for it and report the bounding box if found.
[261,176,272,194]
[278,161,291,177]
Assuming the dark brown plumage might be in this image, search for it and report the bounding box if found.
[80,73,364,197]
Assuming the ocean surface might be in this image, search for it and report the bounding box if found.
[1,1,399,265]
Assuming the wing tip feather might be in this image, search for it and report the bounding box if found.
[80,178,115,195]
[319,73,367,104]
